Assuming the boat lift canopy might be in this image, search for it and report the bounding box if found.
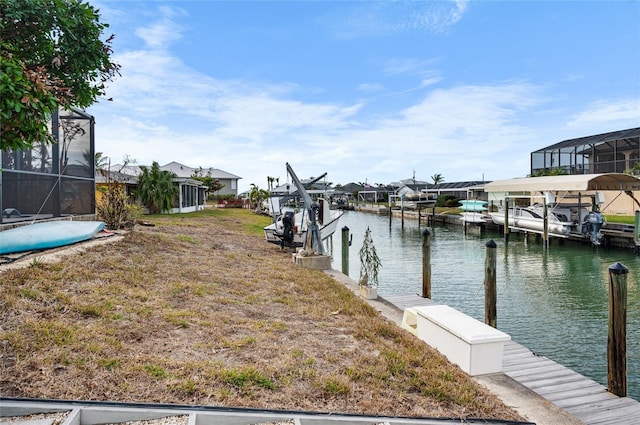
[484,173,640,194]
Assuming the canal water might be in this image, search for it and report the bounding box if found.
[332,210,640,401]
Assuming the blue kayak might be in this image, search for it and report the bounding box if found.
[459,200,488,212]
[0,221,105,255]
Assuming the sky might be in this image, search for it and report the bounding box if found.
[86,0,640,193]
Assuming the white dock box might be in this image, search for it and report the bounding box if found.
[414,305,510,376]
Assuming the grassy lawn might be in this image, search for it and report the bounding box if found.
[0,208,522,421]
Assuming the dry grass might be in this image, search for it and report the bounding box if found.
[0,208,523,421]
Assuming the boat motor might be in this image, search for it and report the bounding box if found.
[281,211,295,247]
[582,210,604,246]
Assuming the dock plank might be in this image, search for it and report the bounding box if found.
[524,374,592,390]
[504,363,569,378]
[502,357,557,370]
[535,380,605,397]
[568,397,640,424]
[554,391,619,409]
[543,386,608,403]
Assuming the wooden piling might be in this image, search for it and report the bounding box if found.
[503,197,510,245]
[484,240,497,328]
[634,211,640,247]
[341,226,350,276]
[543,198,549,250]
[422,228,431,299]
[608,262,628,397]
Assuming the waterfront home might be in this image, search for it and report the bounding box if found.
[103,161,242,214]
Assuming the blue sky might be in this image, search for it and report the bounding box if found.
[87,0,640,193]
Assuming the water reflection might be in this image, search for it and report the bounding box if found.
[333,211,639,401]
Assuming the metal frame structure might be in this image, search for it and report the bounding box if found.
[530,127,640,176]
[1,109,96,225]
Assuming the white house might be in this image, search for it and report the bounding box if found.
[106,161,242,214]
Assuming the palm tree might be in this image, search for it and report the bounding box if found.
[249,183,270,213]
[95,152,108,170]
[137,161,178,214]
[431,173,444,185]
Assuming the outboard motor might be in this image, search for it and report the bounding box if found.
[582,210,604,246]
[281,211,295,247]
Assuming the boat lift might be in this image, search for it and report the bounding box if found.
[484,173,640,248]
[285,162,325,255]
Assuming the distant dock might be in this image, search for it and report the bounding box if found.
[352,204,639,251]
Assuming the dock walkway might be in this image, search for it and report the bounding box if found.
[383,294,640,425]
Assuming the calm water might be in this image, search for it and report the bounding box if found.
[331,211,640,401]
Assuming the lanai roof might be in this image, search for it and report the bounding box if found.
[531,127,640,152]
[484,173,640,193]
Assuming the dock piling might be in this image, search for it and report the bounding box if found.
[422,228,431,299]
[608,262,628,397]
[341,226,350,276]
[484,240,497,328]
[503,197,510,245]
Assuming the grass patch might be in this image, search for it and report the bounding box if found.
[145,363,170,379]
[219,366,275,390]
[318,375,351,397]
[605,214,636,224]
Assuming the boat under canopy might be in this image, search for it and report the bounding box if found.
[484,173,640,193]
[482,173,640,246]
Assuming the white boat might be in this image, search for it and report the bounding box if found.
[490,203,605,245]
[395,184,437,209]
[460,211,493,224]
[490,206,573,236]
[264,198,343,249]
[264,163,343,252]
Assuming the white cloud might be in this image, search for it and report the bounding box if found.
[358,83,385,93]
[567,99,640,129]
[326,0,470,38]
[134,6,187,49]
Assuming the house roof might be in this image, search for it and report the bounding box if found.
[95,169,137,184]
[160,161,241,180]
[431,181,488,190]
[484,173,640,193]
[109,162,241,180]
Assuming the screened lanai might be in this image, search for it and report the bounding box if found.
[530,127,640,176]
[0,109,96,224]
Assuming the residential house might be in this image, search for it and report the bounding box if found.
[159,161,241,197]
[102,161,241,214]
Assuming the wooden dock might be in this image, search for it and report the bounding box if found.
[358,206,639,250]
[383,294,640,425]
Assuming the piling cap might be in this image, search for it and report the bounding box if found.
[609,262,629,274]
[485,239,497,249]
[342,225,349,231]
[422,228,431,237]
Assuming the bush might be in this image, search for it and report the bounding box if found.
[96,184,142,230]
[436,195,456,207]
